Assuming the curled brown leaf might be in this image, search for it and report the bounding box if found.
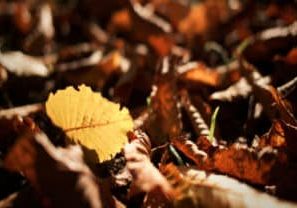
[124,130,174,197]
[4,131,115,208]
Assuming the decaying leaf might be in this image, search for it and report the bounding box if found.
[4,131,110,208]
[171,135,207,167]
[0,51,50,77]
[171,134,287,186]
[145,57,182,145]
[240,58,297,126]
[161,164,297,208]
[205,142,283,185]
[45,85,133,163]
[257,120,286,149]
[124,130,173,197]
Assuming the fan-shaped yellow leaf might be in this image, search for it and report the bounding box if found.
[45,85,133,163]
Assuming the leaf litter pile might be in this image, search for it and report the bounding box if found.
[1,0,297,207]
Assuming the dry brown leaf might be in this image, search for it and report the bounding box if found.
[178,62,220,87]
[145,58,182,145]
[172,134,285,186]
[124,130,174,197]
[171,135,207,166]
[206,142,283,185]
[161,164,297,208]
[257,120,286,149]
[240,59,297,126]
[4,131,113,208]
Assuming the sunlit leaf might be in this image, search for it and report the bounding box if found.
[45,85,133,163]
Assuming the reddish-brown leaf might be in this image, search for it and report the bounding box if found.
[145,58,182,145]
[4,131,116,208]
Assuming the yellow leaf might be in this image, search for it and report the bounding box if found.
[45,85,133,163]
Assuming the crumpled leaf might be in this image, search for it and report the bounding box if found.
[161,164,297,208]
[124,130,173,196]
[171,135,207,167]
[45,85,133,163]
[205,142,283,185]
[145,57,182,145]
[0,51,50,77]
[4,131,111,208]
[240,58,297,126]
[172,134,285,186]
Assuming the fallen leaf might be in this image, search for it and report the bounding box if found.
[0,51,50,77]
[161,164,297,208]
[240,58,297,126]
[257,120,286,149]
[178,62,220,87]
[4,131,111,208]
[145,57,182,145]
[45,85,133,163]
[124,130,173,196]
[171,135,207,166]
